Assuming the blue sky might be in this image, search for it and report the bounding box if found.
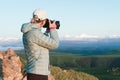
[0,0,120,38]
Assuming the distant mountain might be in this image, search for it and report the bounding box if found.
[0,36,120,55]
[55,37,120,55]
[0,37,23,51]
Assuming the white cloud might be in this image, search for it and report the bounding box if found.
[74,33,100,39]
[0,37,23,51]
[110,35,120,38]
[64,34,72,38]
[61,34,120,40]
[0,34,120,51]
[0,37,21,43]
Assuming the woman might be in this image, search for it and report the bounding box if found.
[21,8,59,80]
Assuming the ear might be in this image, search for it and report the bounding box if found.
[41,20,46,27]
[31,18,36,23]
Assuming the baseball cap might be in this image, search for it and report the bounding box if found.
[33,8,48,20]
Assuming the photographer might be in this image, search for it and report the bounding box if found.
[21,8,59,80]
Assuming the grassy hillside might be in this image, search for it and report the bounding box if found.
[16,50,120,80]
[51,66,98,80]
[49,52,120,80]
[17,51,99,80]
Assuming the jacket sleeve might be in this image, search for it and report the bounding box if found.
[29,29,59,50]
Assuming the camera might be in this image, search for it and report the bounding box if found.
[43,19,60,29]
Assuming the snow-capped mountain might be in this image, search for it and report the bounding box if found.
[0,34,120,53]
[0,37,23,51]
[61,34,120,41]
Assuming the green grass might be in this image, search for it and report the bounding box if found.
[15,50,120,80]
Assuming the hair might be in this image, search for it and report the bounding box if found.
[31,15,42,23]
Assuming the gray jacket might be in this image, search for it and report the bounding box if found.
[21,23,59,75]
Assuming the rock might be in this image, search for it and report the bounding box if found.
[0,51,3,59]
[0,48,55,80]
[0,48,26,80]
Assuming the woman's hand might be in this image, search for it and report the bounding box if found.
[49,20,56,29]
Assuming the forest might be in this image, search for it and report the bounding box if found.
[16,49,120,80]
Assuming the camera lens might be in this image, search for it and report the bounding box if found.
[56,21,60,29]
[43,19,60,29]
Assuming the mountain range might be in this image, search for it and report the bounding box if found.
[0,35,120,55]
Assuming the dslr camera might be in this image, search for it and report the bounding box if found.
[43,19,60,29]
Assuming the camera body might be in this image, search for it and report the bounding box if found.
[43,19,60,29]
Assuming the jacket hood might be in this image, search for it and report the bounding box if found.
[21,23,40,33]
